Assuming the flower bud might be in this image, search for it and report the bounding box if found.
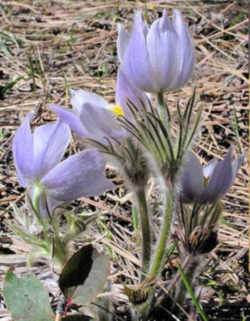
[118,10,194,93]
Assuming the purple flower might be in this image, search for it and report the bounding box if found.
[13,112,113,216]
[49,69,148,143]
[116,68,149,117]
[118,10,194,93]
[180,149,244,203]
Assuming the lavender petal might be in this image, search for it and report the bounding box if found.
[41,149,114,201]
[116,68,149,117]
[180,152,203,202]
[122,11,155,92]
[203,158,218,178]
[169,9,194,90]
[50,104,87,137]
[200,149,233,203]
[78,102,126,143]
[32,121,71,179]
[146,10,178,91]
[12,112,34,187]
[117,24,130,63]
[70,89,108,113]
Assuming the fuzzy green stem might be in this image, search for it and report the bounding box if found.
[136,188,151,281]
[50,218,68,269]
[32,185,44,226]
[139,188,174,319]
[150,188,173,277]
[30,187,50,240]
[53,236,68,269]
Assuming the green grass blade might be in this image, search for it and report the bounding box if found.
[177,263,208,321]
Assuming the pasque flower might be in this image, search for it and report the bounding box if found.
[13,112,113,216]
[117,9,194,93]
[50,69,149,144]
[180,149,244,204]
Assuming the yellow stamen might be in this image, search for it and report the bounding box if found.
[203,176,209,187]
[107,104,124,116]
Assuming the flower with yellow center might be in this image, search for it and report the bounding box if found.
[180,150,244,204]
[50,68,149,144]
[107,104,124,116]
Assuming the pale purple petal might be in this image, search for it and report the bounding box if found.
[146,10,178,91]
[71,89,125,142]
[12,112,34,187]
[70,89,108,113]
[122,11,155,92]
[200,149,233,203]
[41,149,114,201]
[78,102,126,143]
[117,24,130,63]
[50,103,126,143]
[181,152,203,202]
[32,120,71,179]
[120,9,194,93]
[50,104,87,137]
[116,68,149,117]
[169,9,194,89]
[231,154,244,184]
[203,158,218,178]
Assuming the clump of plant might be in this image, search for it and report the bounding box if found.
[4,7,243,321]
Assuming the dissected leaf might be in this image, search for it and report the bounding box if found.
[3,269,54,321]
[59,244,109,306]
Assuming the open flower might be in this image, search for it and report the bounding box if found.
[180,149,244,204]
[13,112,113,216]
[117,10,194,93]
[50,69,148,144]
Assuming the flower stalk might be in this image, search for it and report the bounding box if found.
[135,188,151,280]
[149,188,174,278]
[139,187,174,319]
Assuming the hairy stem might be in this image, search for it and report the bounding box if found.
[50,218,68,269]
[136,188,152,281]
[150,188,174,277]
[140,188,174,319]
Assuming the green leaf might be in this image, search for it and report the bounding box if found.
[177,263,208,321]
[3,269,54,321]
[0,76,23,100]
[132,206,139,231]
[59,244,109,306]
[0,31,18,56]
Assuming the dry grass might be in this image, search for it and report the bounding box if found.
[0,0,249,320]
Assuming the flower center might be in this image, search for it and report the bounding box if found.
[203,176,209,187]
[107,104,124,116]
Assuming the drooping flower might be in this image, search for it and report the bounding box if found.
[49,69,149,144]
[117,9,194,93]
[13,112,114,216]
[180,149,244,204]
